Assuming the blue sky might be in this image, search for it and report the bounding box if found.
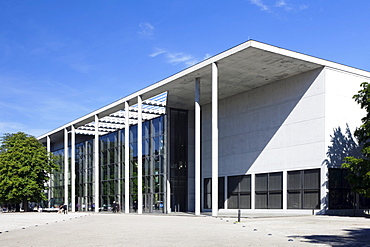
[1,0,370,138]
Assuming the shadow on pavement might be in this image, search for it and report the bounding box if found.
[290,228,370,246]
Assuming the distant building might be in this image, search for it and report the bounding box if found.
[38,40,370,215]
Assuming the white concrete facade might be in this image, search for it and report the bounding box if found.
[197,66,368,214]
[38,40,370,216]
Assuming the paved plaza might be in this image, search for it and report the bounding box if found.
[0,212,369,246]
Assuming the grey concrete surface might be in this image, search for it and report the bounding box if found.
[0,212,369,246]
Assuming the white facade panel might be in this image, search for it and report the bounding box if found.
[324,68,367,163]
[202,68,326,177]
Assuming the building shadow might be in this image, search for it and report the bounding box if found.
[289,228,370,246]
[320,124,367,215]
[323,124,361,169]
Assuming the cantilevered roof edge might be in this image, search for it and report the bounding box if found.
[37,40,370,141]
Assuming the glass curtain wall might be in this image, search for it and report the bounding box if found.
[99,132,125,212]
[75,141,95,211]
[169,109,188,212]
[50,115,166,213]
[142,117,167,213]
[50,149,65,208]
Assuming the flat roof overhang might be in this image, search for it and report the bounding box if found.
[38,40,370,144]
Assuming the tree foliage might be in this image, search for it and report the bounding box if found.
[342,82,370,198]
[0,132,58,208]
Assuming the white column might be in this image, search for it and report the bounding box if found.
[47,135,51,208]
[94,115,100,213]
[251,173,255,210]
[71,125,76,212]
[137,96,143,214]
[64,128,69,209]
[283,170,287,210]
[117,123,121,210]
[212,62,219,217]
[195,78,201,216]
[125,102,130,214]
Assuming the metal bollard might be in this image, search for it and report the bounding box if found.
[238,209,241,222]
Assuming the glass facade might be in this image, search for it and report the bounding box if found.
[169,109,188,212]
[49,149,66,208]
[49,115,167,213]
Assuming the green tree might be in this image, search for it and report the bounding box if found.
[342,82,370,198]
[0,132,58,211]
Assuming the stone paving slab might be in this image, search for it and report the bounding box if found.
[0,213,369,246]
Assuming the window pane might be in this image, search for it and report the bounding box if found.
[255,174,267,191]
[227,176,239,194]
[269,172,282,190]
[288,171,301,190]
[218,177,225,209]
[239,194,251,209]
[303,191,320,209]
[255,193,267,209]
[329,168,342,189]
[268,192,282,209]
[204,178,211,193]
[240,175,251,192]
[228,195,238,209]
[304,169,320,190]
[204,178,211,209]
[288,191,301,209]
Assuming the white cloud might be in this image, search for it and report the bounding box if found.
[149,48,213,67]
[275,0,286,7]
[149,48,167,57]
[139,22,154,36]
[249,0,269,12]
[249,0,308,13]
[166,52,194,64]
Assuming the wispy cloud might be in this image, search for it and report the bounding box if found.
[248,0,309,13]
[275,0,286,7]
[249,0,270,12]
[149,48,211,67]
[166,52,194,65]
[138,22,155,36]
[149,48,167,57]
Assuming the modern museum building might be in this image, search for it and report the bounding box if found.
[38,40,370,216]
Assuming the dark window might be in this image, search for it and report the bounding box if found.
[288,169,320,209]
[169,109,188,212]
[203,177,225,209]
[227,175,251,209]
[255,172,282,209]
[329,168,354,209]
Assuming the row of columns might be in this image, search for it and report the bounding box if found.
[46,97,145,213]
[48,62,220,216]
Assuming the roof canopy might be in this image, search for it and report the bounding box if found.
[38,40,370,144]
